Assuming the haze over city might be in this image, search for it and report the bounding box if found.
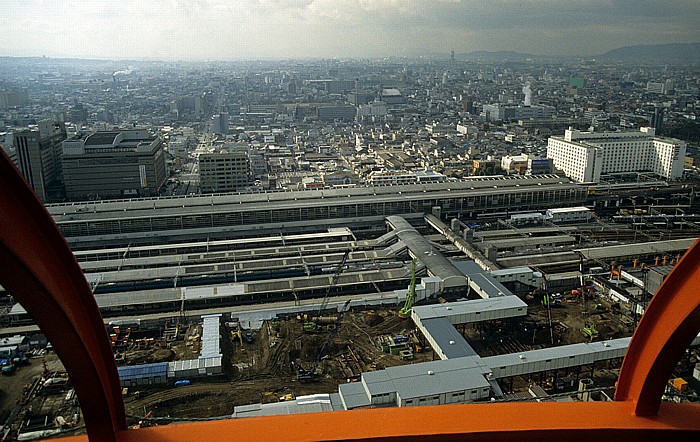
[2,0,700,60]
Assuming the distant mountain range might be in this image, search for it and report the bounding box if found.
[459,50,536,60]
[457,43,700,65]
[597,43,700,64]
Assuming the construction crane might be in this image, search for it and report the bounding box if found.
[303,250,350,333]
[398,259,417,319]
[298,299,352,382]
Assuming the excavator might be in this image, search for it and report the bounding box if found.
[398,259,417,319]
[297,251,351,382]
[297,299,352,382]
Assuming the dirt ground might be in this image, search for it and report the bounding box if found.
[1,296,637,424]
[120,292,638,422]
[467,294,633,358]
[123,308,432,422]
[0,354,65,422]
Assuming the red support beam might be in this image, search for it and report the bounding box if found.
[615,238,700,415]
[62,401,700,442]
[0,150,126,440]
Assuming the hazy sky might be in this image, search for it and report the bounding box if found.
[1,0,699,60]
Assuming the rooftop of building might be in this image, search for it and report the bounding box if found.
[84,131,121,146]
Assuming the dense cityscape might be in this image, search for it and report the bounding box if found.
[1,8,700,441]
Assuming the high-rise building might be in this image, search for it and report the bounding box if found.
[61,130,166,200]
[650,106,665,133]
[11,120,67,202]
[198,147,251,193]
[0,88,29,108]
[546,127,685,183]
[212,113,229,135]
[0,132,16,164]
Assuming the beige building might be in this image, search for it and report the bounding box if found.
[199,150,250,193]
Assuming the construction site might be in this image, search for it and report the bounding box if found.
[2,178,700,435]
[116,291,636,422]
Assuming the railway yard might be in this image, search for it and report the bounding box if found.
[2,179,700,438]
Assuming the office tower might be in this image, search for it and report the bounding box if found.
[12,120,66,202]
[212,113,230,135]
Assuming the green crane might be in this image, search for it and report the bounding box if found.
[398,259,417,319]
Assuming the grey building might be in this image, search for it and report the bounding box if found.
[12,120,67,202]
[483,104,555,122]
[47,176,587,246]
[316,106,357,121]
[0,88,29,108]
[61,130,167,200]
[199,148,251,193]
[211,113,229,135]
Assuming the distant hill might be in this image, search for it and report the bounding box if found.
[598,43,700,64]
[459,50,535,61]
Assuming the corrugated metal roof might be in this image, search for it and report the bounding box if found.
[386,216,468,289]
[412,296,526,323]
[231,395,335,418]
[117,362,168,381]
[575,238,696,260]
[362,357,491,401]
[398,365,490,401]
[483,338,631,378]
[547,207,590,214]
[452,261,513,298]
[200,314,222,358]
[483,235,576,249]
[338,382,371,409]
[329,393,344,411]
[420,317,477,359]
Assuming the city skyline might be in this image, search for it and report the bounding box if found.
[1,0,699,61]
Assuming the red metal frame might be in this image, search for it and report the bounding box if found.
[615,237,700,414]
[0,149,698,441]
[0,150,125,441]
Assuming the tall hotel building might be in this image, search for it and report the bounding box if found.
[546,127,685,183]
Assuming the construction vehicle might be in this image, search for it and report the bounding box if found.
[542,293,562,307]
[582,323,598,341]
[297,299,352,382]
[399,349,414,360]
[231,322,243,344]
[398,259,417,319]
[410,332,423,353]
[303,250,350,333]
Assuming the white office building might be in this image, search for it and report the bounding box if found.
[546,127,685,183]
